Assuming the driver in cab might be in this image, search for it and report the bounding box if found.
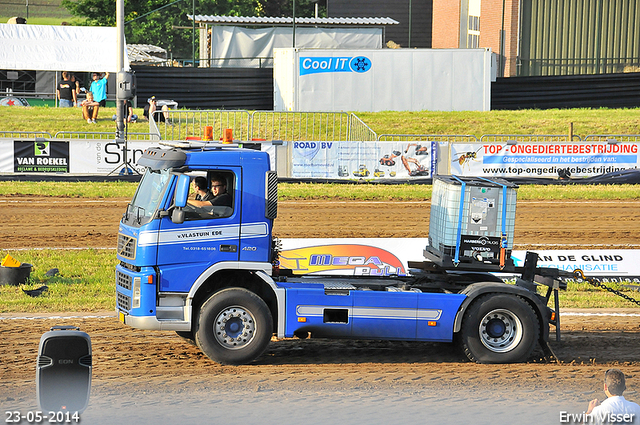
[188,174,232,208]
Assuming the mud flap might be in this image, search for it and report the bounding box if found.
[541,340,560,364]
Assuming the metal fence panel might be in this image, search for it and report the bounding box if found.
[53,131,160,140]
[0,131,52,138]
[377,134,478,143]
[123,110,378,143]
[250,111,354,142]
[152,110,252,142]
[583,134,640,143]
[347,113,378,141]
[480,134,581,143]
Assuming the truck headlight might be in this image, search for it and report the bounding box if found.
[132,277,141,309]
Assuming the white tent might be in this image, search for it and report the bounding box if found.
[191,15,398,68]
[0,23,128,72]
[209,26,383,67]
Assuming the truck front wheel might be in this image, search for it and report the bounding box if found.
[460,294,539,364]
[175,331,196,346]
[195,288,273,365]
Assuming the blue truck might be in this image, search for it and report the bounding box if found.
[116,142,566,365]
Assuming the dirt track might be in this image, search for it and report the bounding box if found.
[1,196,640,424]
[1,196,639,249]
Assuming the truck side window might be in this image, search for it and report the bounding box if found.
[184,171,234,220]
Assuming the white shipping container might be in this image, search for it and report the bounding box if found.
[273,48,492,112]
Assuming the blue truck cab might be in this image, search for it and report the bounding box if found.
[116,143,561,366]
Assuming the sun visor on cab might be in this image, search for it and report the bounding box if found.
[137,148,187,170]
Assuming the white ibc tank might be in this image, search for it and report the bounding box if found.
[428,175,517,267]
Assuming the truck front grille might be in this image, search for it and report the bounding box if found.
[117,233,137,260]
[116,270,132,290]
[117,292,131,311]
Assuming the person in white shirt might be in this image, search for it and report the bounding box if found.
[586,368,640,424]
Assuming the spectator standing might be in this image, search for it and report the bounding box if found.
[70,73,81,102]
[90,72,109,107]
[56,72,77,107]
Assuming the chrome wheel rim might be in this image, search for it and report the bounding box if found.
[214,306,256,349]
[478,308,523,353]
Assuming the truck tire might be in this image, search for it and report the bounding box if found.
[460,294,539,364]
[195,288,273,365]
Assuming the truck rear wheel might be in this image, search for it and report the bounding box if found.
[195,288,273,365]
[460,294,539,364]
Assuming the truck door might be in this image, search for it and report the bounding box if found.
[155,168,241,293]
[238,168,273,263]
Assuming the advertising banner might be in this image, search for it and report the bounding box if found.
[280,239,640,283]
[0,140,10,172]
[450,142,639,178]
[13,140,69,173]
[69,140,159,174]
[290,140,436,179]
[279,238,429,276]
[0,138,160,174]
[511,250,640,283]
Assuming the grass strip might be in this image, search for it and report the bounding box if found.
[0,249,116,313]
[3,107,640,137]
[1,249,638,313]
[0,181,137,198]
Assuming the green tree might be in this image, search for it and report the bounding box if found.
[257,0,325,17]
[62,0,259,59]
[62,0,325,60]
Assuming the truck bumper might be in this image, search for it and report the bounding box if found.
[116,264,191,332]
[117,309,191,331]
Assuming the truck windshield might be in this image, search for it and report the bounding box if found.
[123,168,171,226]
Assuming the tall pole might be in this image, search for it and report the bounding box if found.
[292,0,296,48]
[500,0,505,77]
[116,0,125,140]
[192,0,195,66]
[408,0,412,48]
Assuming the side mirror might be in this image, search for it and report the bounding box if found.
[171,174,189,224]
[174,174,190,208]
[171,208,185,224]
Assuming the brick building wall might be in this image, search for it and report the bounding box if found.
[432,0,521,76]
[431,0,461,48]
[481,0,519,76]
